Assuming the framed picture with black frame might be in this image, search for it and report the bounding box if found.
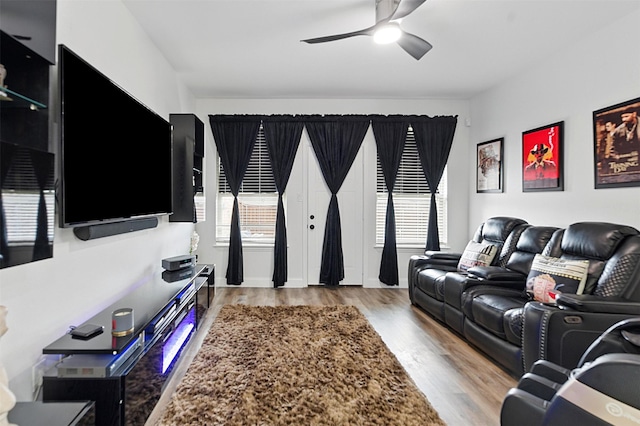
[522,121,564,192]
[593,96,640,189]
[476,138,504,193]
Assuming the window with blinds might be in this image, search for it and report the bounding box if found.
[2,192,55,244]
[216,124,278,243]
[375,128,448,246]
[194,193,206,223]
[2,147,55,246]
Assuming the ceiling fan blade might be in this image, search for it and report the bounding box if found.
[390,0,427,21]
[301,24,377,44]
[396,31,432,60]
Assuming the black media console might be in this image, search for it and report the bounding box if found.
[42,264,213,425]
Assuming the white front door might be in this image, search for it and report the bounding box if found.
[307,140,364,286]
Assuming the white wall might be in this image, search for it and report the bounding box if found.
[194,99,471,289]
[468,9,640,231]
[0,0,195,400]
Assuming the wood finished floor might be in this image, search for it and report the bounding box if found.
[146,287,516,426]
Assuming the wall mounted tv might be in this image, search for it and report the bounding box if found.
[58,44,173,228]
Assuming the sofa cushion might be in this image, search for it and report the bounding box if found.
[561,222,639,261]
[470,293,526,340]
[457,241,498,273]
[506,226,561,275]
[416,268,448,301]
[557,223,638,295]
[481,217,527,244]
[525,254,589,303]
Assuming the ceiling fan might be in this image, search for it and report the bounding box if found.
[301,0,432,60]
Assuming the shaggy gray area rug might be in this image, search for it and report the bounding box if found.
[156,305,445,425]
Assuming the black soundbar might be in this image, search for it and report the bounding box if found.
[73,217,159,241]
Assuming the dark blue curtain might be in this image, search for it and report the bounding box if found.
[411,115,458,251]
[304,115,370,287]
[262,116,304,288]
[209,115,262,285]
[371,116,409,286]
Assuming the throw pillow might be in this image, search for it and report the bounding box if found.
[457,241,498,273]
[526,254,590,303]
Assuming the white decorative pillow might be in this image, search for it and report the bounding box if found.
[457,241,498,273]
[526,254,590,303]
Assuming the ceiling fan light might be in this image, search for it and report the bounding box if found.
[373,23,401,44]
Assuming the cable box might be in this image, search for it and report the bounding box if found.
[57,354,116,378]
[57,334,143,378]
[162,255,196,272]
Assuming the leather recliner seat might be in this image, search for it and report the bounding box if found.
[462,222,640,376]
[408,217,529,323]
[444,226,563,356]
[521,223,640,372]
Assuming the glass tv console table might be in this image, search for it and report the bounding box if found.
[41,264,212,426]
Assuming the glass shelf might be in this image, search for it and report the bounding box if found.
[0,86,47,110]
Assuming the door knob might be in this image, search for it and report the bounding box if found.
[309,225,315,230]
[310,215,315,220]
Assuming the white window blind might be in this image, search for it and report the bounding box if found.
[2,149,55,245]
[194,193,206,223]
[217,124,278,243]
[2,192,55,244]
[375,128,448,246]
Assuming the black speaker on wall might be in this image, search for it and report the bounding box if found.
[73,217,158,241]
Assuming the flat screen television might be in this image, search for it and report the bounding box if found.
[58,44,173,228]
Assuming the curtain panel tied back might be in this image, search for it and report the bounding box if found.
[209,115,262,285]
[411,115,458,251]
[304,115,370,287]
[262,116,304,287]
[31,150,54,261]
[0,143,15,265]
[371,116,409,286]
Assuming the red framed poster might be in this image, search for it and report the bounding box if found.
[522,121,564,192]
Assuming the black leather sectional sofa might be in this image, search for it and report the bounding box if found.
[408,217,640,377]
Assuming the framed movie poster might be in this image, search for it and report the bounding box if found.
[477,138,503,193]
[522,121,564,192]
[593,97,640,189]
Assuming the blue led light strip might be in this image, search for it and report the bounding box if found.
[162,309,196,374]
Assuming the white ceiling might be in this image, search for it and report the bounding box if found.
[122,0,640,100]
